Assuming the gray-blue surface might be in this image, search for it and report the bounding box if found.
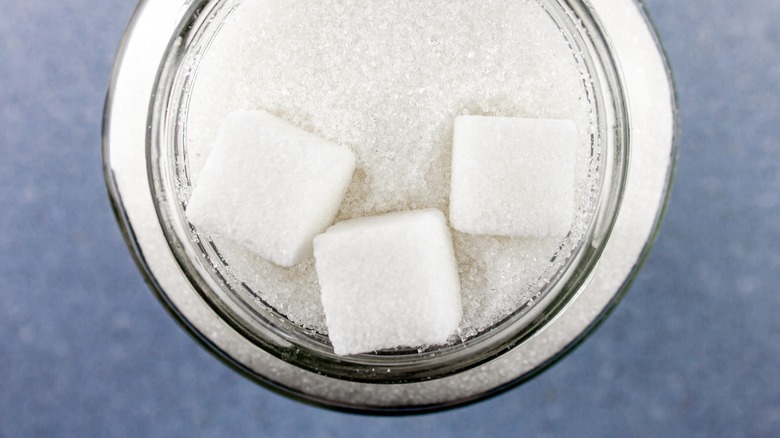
[1,0,778,436]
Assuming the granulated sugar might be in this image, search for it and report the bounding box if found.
[184,0,598,338]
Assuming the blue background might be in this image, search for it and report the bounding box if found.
[2,0,779,436]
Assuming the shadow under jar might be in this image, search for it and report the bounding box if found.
[104,0,677,413]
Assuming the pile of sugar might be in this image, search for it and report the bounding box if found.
[184,0,597,338]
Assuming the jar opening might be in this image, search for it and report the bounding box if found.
[148,0,629,383]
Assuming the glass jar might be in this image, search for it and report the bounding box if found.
[104,0,677,412]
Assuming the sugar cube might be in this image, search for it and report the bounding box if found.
[449,115,577,238]
[313,209,462,355]
[186,110,356,267]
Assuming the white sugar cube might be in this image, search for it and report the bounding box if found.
[186,110,355,267]
[313,209,462,355]
[449,115,577,238]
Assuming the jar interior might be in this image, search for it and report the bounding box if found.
[149,0,628,383]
